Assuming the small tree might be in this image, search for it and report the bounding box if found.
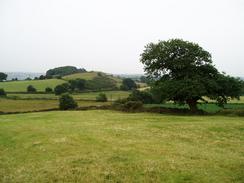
[0,72,7,81]
[69,79,86,91]
[45,87,53,93]
[96,93,108,102]
[0,88,6,97]
[27,85,36,93]
[59,94,78,110]
[120,78,137,91]
[54,83,70,95]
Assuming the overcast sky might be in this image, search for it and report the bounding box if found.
[0,0,243,75]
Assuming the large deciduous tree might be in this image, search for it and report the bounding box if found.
[140,39,243,111]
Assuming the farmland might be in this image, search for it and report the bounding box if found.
[0,79,66,92]
[7,91,130,101]
[0,110,243,182]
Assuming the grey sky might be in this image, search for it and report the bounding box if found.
[0,0,243,76]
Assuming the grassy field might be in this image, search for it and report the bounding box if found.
[0,99,111,113]
[0,79,66,92]
[8,91,130,101]
[62,72,99,80]
[0,110,243,182]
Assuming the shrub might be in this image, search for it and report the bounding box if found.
[54,83,70,95]
[123,101,143,110]
[112,98,143,111]
[0,88,6,96]
[27,85,36,93]
[45,87,53,93]
[128,90,153,104]
[59,94,78,110]
[96,93,108,102]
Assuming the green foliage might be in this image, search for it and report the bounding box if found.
[45,87,53,93]
[113,98,143,111]
[27,85,36,93]
[141,39,243,111]
[0,88,6,96]
[128,90,153,104]
[59,94,77,110]
[68,79,86,91]
[54,83,71,95]
[46,66,86,77]
[120,78,137,91]
[96,93,108,102]
[85,76,117,90]
[0,72,7,81]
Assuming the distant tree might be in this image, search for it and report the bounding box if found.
[45,87,53,93]
[39,75,46,80]
[59,94,77,110]
[11,78,18,81]
[120,78,137,91]
[54,83,70,95]
[27,85,37,93]
[0,72,7,81]
[68,79,86,91]
[46,66,86,77]
[0,88,6,96]
[140,39,243,111]
[25,77,32,81]
[96,93,108,102]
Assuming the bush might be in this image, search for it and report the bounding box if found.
[54,83,70,95]
[96,93,108,102]
[59,94,78,110]
[45,87,53,93]
[0,88,6,96]
[27,85,36,93]
[128,90,153,104]
[113,98,143,111]
[123,101,143,110]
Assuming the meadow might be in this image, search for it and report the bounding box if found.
[7,91,130,101]
[0,110,243,182]
[0,79,66,92]
[0,98,111,113]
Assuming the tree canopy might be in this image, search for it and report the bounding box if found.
[46,66,86,77]
[0,72,7,81]
[140,39,243,111]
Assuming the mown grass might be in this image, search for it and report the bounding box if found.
[0,98,111,113]
[8,91,130,101]
[0,110,243,182]
[0,79,66,92]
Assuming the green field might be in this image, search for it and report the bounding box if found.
[8,91,130,101]
[0,99,111,113]
[62,72,99,80]
[0,79,66,92]
[0,110,243,182]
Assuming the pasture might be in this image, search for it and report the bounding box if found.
[0,79,66,92]
[7,91,130,101]
[0,98,111,113]
[0,110,243,182]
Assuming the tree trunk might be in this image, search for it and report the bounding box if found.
[186,99,198,112]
